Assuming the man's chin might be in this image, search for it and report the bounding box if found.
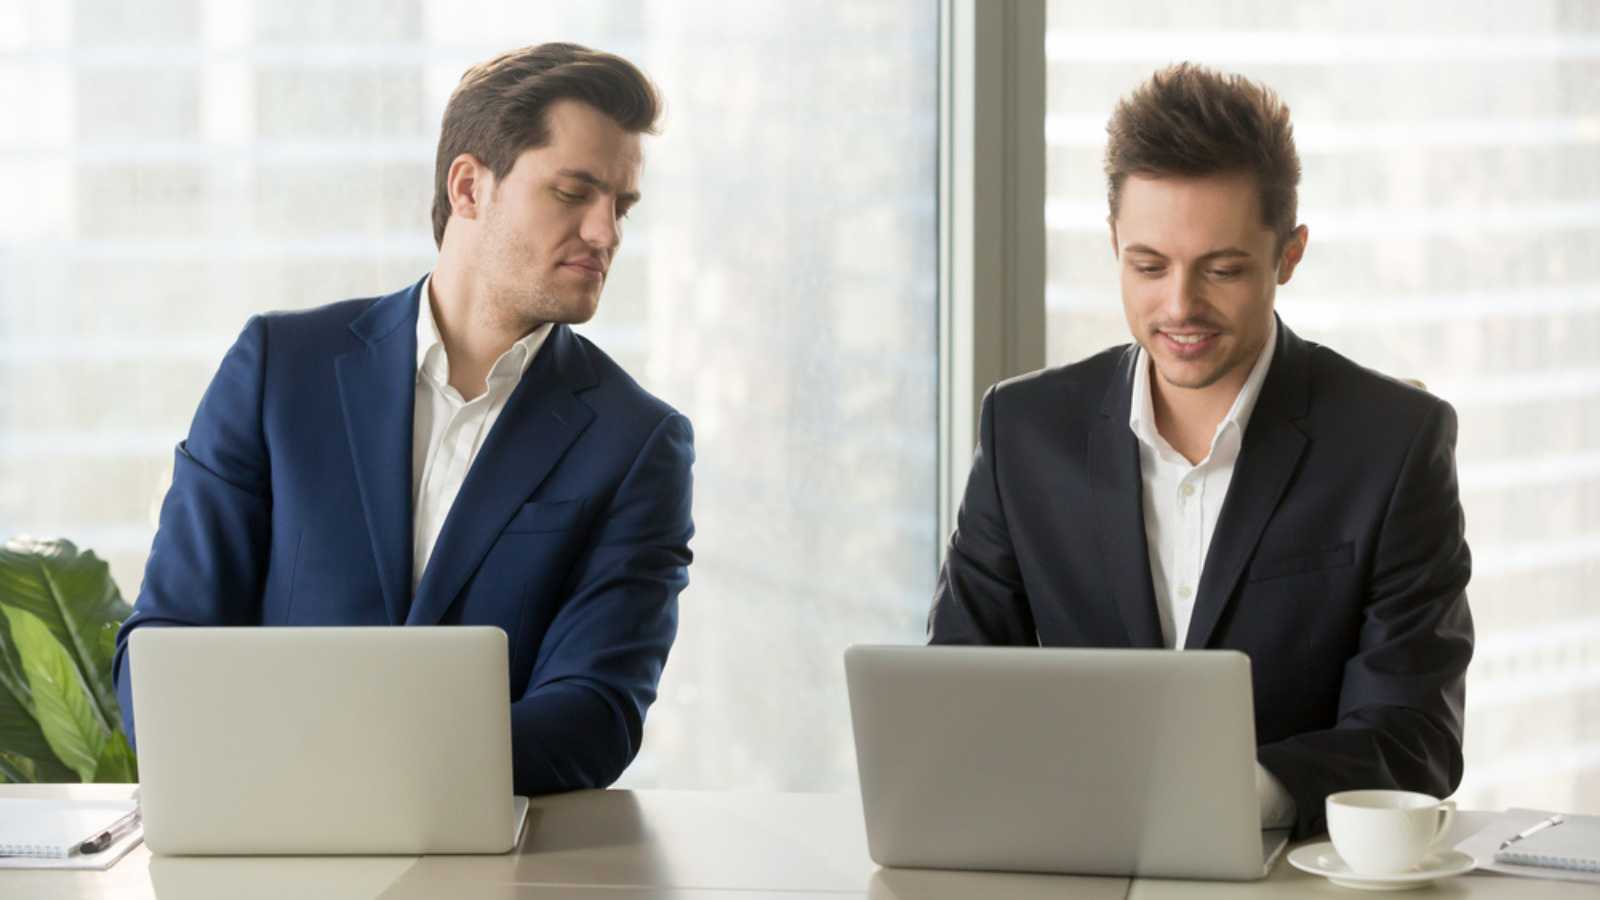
[554,296,601,325]
[1144,337,1250,392]
[1151,356,1233,392]
[492,291,599,333]
[529,290,601,326]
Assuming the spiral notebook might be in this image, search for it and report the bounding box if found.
[1494,818,1600,873]
[0,799,139,859]
[1456,808,1600,885]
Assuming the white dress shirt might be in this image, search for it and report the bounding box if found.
[1128,319,1276,652]
[411,276,552,591]
[1127,319,1296,828]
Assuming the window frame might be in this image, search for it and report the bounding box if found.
[937,0,1048,561]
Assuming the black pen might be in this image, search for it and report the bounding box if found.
[76,811,141,856]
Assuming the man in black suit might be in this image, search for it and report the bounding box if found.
[928,63,1472,839]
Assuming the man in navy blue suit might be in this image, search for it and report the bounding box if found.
[113,43,693,795]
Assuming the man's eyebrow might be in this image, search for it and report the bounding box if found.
[1198,248,1253,261]
[557,168,642,204]
[1121,244,1253,261]
[1122,243,1167,258]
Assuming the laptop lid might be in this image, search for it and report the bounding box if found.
[844,645,1285,880]
[131,626,516,855]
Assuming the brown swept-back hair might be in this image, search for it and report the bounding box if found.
[430,42,661,247]
[1105,62,1301,249]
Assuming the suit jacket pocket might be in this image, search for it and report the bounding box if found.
[503,498,587,534]
[1247,541,1354,582]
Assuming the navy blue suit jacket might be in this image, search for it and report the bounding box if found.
[929,320,1472,839]
[113,277,694,795]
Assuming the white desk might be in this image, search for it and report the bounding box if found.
[2,784,1590,899]
[380,789,1124,900]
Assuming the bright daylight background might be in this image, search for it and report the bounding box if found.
[1044,1,1600,813]
[3,0,1596,814]
[0,0,940,793]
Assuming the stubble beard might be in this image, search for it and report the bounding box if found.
[478,208,601,334]
[484,266,600,337]
[1147,331,1258,393]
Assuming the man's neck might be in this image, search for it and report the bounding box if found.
[427,260,525,401]
[1150,367,1248,466]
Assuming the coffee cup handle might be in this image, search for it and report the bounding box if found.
[1432,799,1457,845]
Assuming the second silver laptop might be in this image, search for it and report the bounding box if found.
[844,645,1289,880]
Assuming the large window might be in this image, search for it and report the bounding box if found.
[1044,1,1600,811]
[1,0,940,792]
[11,0,1591,812]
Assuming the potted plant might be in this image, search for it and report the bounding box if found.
[0,537,137,783]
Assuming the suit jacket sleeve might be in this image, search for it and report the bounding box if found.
[111,316,275,745]
[928,386,1037,645]
[1257,399,1473,839]
[509,411,694,795]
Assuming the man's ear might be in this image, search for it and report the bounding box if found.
[1277,224,1309,285]
[447,153,490,222]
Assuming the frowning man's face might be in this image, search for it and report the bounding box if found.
[1112,172,1306,403]
[473,99,643,331]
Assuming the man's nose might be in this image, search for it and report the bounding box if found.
[1160,269,1204,322]
[580,199,621,252]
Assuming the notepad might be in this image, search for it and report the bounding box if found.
[0,799,139,859]
[1495,819,1600,873]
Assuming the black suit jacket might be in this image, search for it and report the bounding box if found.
[929,319,1473,839]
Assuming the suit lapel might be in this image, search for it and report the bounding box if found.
[335,279,422,626]
[1088,347,1164,649]
[1184,319,1310,649]
[406,324,598,626]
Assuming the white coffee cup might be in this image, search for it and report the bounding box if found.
[1326,790,1456,875]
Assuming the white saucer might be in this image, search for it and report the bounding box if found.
[1287,843,1475,891]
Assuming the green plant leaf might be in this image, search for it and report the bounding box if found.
[92,731,138,783]
[0,634,46,747]
[0,539,130,740]
[0,675,56,773]
[0,615,90,784]
[0,751,38,783]
[97,622,120,676]
[0,630,75,782]
[2,606,107,782]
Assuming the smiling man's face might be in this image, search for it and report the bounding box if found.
[1112,172,1306,402]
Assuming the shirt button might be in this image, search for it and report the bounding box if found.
[1181,484,1196,497]
[1178,585,1193,600]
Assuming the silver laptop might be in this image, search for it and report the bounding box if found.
[844,645,1290,880]
[130,626,527,855]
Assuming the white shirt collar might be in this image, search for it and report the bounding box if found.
[415,274,550,392]
[1128,316,1278,466]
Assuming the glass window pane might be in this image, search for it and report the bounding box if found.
[1046,0,1600,811]
[0,0,940,792]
